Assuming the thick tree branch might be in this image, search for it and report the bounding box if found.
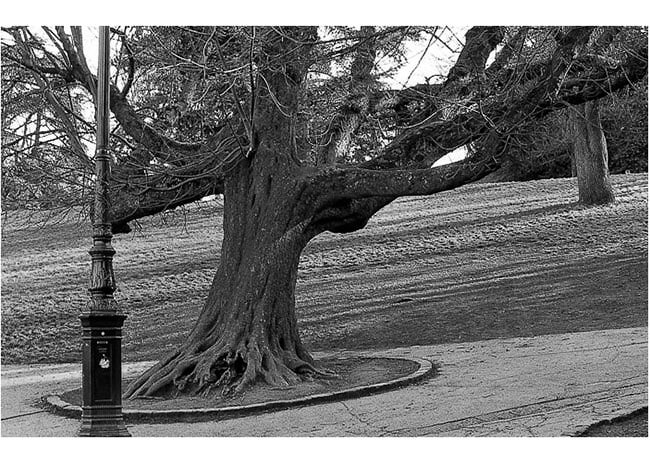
[109,176,223,233]
[107,130,245,230]
[316,26,377,165]
[445,26,505,86]
[69,27,97,99]
[308,155,497,203]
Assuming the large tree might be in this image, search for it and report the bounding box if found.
[2,26,647,398]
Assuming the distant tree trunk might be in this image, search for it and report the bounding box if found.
[570,153,577,177]
[572,100,615,205]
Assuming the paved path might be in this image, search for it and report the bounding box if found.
[1,327,647,437]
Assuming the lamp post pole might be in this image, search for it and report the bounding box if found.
[78,25,130,437]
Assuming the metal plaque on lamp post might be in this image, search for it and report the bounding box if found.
[78,25,130,437]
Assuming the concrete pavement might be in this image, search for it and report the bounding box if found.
[1,326,647,437]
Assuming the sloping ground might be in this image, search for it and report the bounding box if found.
[1,174,647,364]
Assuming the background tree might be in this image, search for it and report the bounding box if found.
[1,26,647,398]
[474,27,648,184]
[571,100,615,204]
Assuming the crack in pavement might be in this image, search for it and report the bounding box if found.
[1,410,47,421]
[486,341,648,360]
[380,383,647,436]
[340,401,387,435]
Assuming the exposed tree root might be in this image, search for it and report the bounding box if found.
[124,340,332,400]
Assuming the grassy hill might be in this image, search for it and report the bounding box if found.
[1,174,647,364]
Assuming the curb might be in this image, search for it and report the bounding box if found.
[44,356,436,423]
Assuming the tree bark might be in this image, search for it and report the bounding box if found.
[572,100,615,205]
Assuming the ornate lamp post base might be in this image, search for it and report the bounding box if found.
[79,415,131,437]
[79,313,130,437]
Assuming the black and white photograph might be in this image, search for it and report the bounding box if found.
[0,1,647,460]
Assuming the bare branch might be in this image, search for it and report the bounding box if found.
[111,27,136,98]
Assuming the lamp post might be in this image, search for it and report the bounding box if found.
[78,25,130,437]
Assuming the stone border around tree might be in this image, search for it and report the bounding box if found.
[43,356,435,423]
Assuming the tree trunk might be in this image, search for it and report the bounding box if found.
[572,100,615,205]
[125,27,323,399]
[124,147,322,399]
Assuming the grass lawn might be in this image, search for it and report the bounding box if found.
[1,174,647,364]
